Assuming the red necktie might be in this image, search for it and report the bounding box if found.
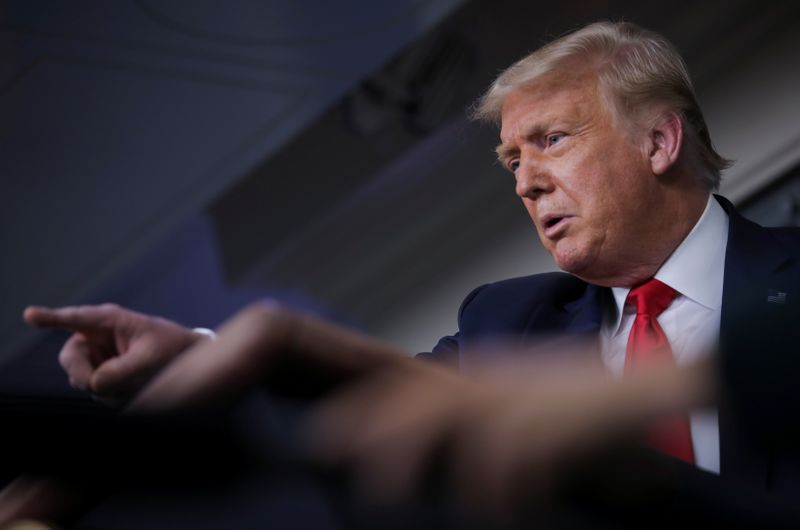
[625,279,695,464]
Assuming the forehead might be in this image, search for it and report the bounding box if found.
[499,76,606,142]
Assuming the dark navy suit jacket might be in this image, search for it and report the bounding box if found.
[422,196,800,513]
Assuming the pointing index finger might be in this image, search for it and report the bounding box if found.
[23,305,114,332]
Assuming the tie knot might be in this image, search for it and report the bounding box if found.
[626,278,677,316]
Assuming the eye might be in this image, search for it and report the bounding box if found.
[508,159,520,172]
[546,133,565,147]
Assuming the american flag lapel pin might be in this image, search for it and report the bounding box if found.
[767,289,788,304]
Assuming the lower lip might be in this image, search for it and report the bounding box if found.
[543,216,572,238]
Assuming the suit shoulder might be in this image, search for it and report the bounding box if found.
[456,272,587,329]
[726,198,800,255]
[462,272,586,309]
[762,225,800,255]
[423,273,585,363]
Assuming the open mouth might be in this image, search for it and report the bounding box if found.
[545,216,564,229]
[542,215,571,236]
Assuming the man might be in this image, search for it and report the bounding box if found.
[5,20,800,527]
[423,20,800,494]
[431,19,730,474]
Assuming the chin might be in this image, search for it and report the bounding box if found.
[553,255,588,275]
[551,246,594,277]
[547,231,609,275]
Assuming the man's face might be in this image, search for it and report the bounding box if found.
[498,76,662,286]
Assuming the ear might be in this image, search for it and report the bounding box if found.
[648,112,683,175]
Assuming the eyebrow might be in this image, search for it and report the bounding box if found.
[495,122,548,162]
[495,143,517,162]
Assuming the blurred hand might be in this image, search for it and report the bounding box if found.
[304,354,712,523]
[23,304,204,401]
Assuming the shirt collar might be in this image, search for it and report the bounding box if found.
[605,195,730,336]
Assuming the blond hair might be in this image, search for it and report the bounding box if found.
[473,21,731,189]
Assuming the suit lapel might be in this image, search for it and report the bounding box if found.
[517,279,606,341]
[515,280,607,368]
[562,283,607,336]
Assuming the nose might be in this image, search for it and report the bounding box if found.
[515,157,554,200]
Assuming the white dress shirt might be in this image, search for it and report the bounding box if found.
[600,195,729,474]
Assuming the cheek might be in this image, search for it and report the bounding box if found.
[554,159,601,208]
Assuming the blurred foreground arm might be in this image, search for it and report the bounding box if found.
[304,353,715,524]
[129,301,411,411]
[120,304,736,526]
[301,352,800,528]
